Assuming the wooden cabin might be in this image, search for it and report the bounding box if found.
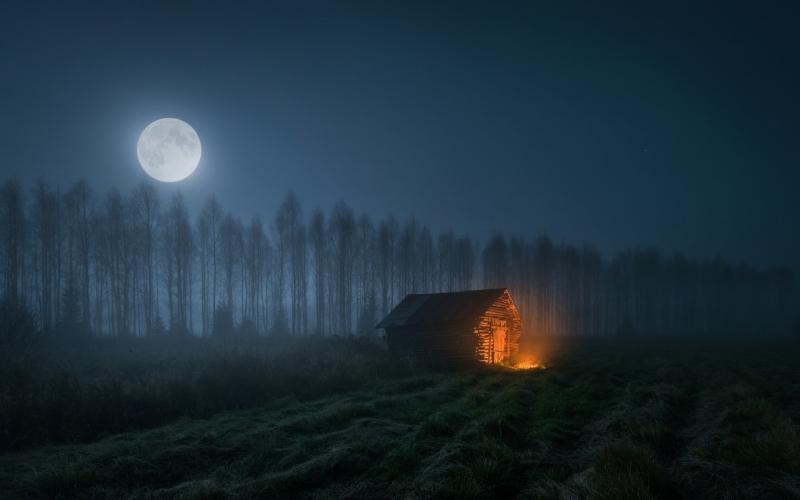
[376,288,522,366]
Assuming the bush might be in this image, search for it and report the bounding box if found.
[237,318,258,338]
[57,285,90,337]
[212,305,235,338]
[0,335,412,452]
[0,298,40,355]
[147,315,167,337]
[617,314,637,338]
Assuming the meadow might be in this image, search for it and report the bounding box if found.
[1,337,799,499]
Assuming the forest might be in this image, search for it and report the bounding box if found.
[1,177,798,341]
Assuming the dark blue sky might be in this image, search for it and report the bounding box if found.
[1,1,797,267]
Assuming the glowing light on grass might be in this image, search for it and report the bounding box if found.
[513,356,547,370]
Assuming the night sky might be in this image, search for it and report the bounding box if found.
[1,1,797,268]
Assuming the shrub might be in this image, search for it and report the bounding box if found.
[212,305,235,338]
[617,314,636,338]
[0,335,411,452]
[0,298,40,355]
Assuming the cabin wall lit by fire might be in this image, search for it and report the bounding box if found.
[376,288,522,365]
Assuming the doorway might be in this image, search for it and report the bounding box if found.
[491,318,508,364]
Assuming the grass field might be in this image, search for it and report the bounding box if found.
[2,339,799,499]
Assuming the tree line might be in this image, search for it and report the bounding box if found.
[1,178,797,339]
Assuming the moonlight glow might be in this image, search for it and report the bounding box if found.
[137,118,201,182]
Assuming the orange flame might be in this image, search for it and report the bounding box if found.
[513,356,547,370]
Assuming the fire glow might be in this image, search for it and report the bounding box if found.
[513,357,547,370]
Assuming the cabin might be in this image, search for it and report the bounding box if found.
[376,288,522,366]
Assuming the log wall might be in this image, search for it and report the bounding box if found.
[474,290,522,364]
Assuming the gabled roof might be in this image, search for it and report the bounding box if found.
[376,288,508,328]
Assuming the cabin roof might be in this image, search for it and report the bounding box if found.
[376,288,509,328]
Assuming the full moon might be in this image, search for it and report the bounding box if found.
[137,118,201,182]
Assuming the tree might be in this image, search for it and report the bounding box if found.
[617,313,636,338]
[99,190,134,336]
[31,180,62,331]
[437,231,455,292]
[273,193,308,335]
[309,209,327,334]
[533,235,555,336]
[212,304,235,339]
[131,182,159,334]
[242,217,267,333]
[355,213,376,333]
[416,225,434,293]
[455,236,474,291]
[794,312,800,341]
[238,317,258,338]
[329,201,355,334]
[57,283,86,337]
[0,298,39,355]
[482,233,508,289]
[1,180,26,302]
[219,214,242,316]
[377,217,398,315]
[398,217,418,296]
[197,196,223,336]
[356,291,378,337]
[162,193,193,335]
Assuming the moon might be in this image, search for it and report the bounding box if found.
[137,118,201,182]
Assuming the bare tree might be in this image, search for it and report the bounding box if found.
[0,180,25,303]
[273,193,306,335]
[355,214,377,334]
[243,217,267,333]
[377,216,398,316]
[437,231,454,293]
[398,217,418,296]
[329,201,355,334]
[196,197,223,336]
[482,233,508,289]
[416,225,435,293]
[31,181,62,331]
[131,182,159,334]
[98,190,135,336]
[309,209,326,335]
[162,193,193,335]
[219,214,242,319]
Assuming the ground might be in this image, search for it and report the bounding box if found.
[2,340,799,499]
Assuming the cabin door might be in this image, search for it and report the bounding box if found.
[491,318,508,364]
